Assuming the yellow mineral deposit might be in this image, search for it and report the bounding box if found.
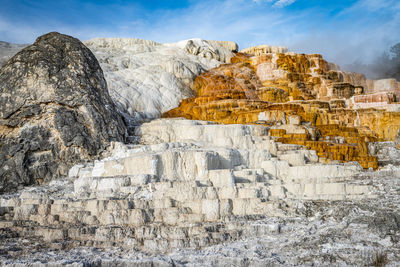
[164,46,400,169]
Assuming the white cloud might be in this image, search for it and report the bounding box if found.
[252,0,295,7]
[273,0,296,7]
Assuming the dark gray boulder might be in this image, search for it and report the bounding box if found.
[0,32,127,193]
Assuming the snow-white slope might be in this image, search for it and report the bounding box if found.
[84,38,238,123]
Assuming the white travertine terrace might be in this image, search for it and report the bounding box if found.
[84,38,237,122]
[240,45,289,55]
[0,118,376,254]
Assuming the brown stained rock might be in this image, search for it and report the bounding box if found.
[353,92,395,105]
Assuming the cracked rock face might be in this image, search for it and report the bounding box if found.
[0,32,127,193]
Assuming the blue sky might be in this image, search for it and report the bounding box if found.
[0,0,399,66]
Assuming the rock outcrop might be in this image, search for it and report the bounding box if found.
[84,38,238,123]
[0,32,127,193]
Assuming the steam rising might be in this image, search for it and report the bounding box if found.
[343,44,400,80]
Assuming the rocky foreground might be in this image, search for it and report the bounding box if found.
[1,32,400,266]
[1,119,400,266]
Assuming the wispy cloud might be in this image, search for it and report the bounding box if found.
[273,0,296,7]
[252,0,296,8]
